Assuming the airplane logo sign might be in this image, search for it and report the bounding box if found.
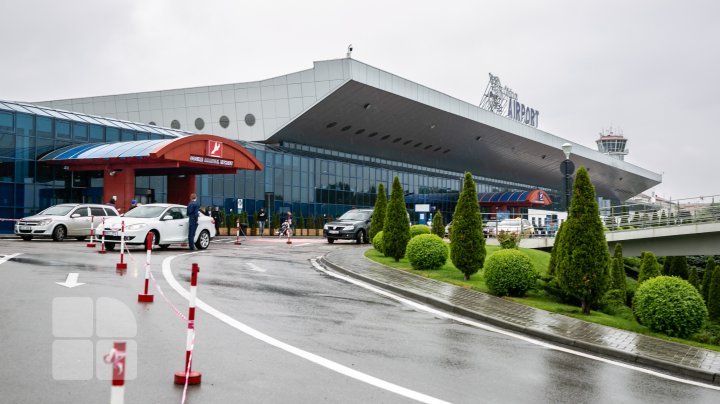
[207,140,223,158]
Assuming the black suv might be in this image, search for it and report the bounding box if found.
[323,209,373,244]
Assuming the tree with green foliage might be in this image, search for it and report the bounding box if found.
[450,172,486,281]
[369,183,387,242]
[662,256,672,275]
[554,166,610,315]
[297,212,305,236]
[709,266,720,321]
[638,251,661,284]
[547,221,567,276]
[382,177,410,261]
[431,211,444,238]
[688,267,700,291]
[668,256,689,279]
[610,244,627,302]
[702,258,716,304]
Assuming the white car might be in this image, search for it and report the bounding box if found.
[96,203,216,251]
[15,203,120,241]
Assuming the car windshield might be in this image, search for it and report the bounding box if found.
[338,211,371,221]
[38,205,74,216]
[123,206,168,218]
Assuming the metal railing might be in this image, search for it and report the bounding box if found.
[603,194,720,232]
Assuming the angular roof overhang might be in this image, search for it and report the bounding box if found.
[40,134,262,175]
[268,80,661,201]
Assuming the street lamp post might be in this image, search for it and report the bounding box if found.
[560,143,575,212]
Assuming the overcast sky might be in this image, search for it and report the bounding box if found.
[1,1,718,200]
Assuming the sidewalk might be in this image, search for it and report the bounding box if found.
[320,246,720,386]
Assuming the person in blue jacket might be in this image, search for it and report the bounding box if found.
[187,193,200,250]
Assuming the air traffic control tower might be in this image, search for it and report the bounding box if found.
[596,128,629,161]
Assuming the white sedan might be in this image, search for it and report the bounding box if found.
[97,203,216,251]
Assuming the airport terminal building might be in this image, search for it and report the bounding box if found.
[0,58,661,232]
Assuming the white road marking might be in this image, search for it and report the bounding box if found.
[290,243,313,247]
[310,258,720,391]
[0,253,21,265]
[161,254,450,404]
[245,263,266,272]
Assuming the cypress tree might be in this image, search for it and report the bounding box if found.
[450,172,485,281]
[383,177,410,261]
[662,256,672,275]
[555,166,610,314]
[547,221,567,276]
[369,183,387,242]
[638,251,661,284]
[669,256,689,279]
[709,266,720,321]
[688,267,700,292]
[702,257,716,304]
[610,244,627,301]
[431,211,444,238]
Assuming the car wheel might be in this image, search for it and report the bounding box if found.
[196,230,211,250]
[105,242,116,251]
[327,238,335,244]
[52,225,67,241]
[75,236,86,241]
[355,230,366,244]
[146,231,160,248]
[20,235,32,241]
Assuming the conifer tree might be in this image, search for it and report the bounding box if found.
[702,258,716,304]
[610,244,627,301]
[431,211,444,238]
[369,183,387,242]
[382,177,410,261]
[450,172,485,281]
[709,266,720,321]
[688,267,700,292]
[662,256,673,275]
[554,166,609,314]
[547,221,567,276]
[638,251,661,284]
[669,256,689,279]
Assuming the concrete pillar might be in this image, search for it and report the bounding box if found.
[103,168,136,214]
[167,174,196,205]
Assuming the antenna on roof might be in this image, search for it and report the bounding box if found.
[346,44,353,58]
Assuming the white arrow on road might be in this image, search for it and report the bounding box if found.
[56,273,85,288]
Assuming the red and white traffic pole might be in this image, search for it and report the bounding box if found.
[116,221,127,270]
[98,217,107,254]
[106,341,126,404]
[138,232,154,303]
[87,215,96,248]
[174,263,201,385]
[235,219,242,245]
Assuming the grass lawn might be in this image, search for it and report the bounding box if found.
[364,246,720,352]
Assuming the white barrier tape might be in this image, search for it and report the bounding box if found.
[103,348,126,375]
[0,218,19,221]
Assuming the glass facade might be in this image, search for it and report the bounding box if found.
[0,101,561,234]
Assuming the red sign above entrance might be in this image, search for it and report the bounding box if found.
[207,140,223,158]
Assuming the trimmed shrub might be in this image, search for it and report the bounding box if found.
[372,231,384,254]
[625,277,638,307]
[633,276,707,338]
[601,289,627,315]
[406,234,448,270]
[610,244,627,303]
[709,266,720,321]
[450,172,486,280]
[702,257,716,304]
[383,177,411,261]
[431,211,444,238]
[369,183,387,242]
[668,256,689,279]
[638,251,661,284]
[688,267,700,291]
[484,249,538,297]
[410,224,431,238]
[497,230,521,249]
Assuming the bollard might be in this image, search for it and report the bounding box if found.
[87,215,96,248]
[174,263,201,385]
[105,341,126,404]
[286,223,292,244]
[98,217,107,254]
[234,220,241,245]
[116,221,127,270]
[137,232,154,303]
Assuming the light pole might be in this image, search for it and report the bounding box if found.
[560,143,575,212]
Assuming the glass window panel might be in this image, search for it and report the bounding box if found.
[15,136,34,160]
[36,117,53,138]
[0,158,15,182]
[0,133,15,158]
[120,130,135,141]
[2,103,32,114]
[89,125,104,142]
[0,111,12,133]
[111,120,133,130]
[35,137,54,158]
[73,123,88,140]
[55,120,71,139]
[106,127,119,142]
[136,132,149,141]
[16,113,33,136]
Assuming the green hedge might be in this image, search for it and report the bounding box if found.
[483,249,538,297]
[633,276,707,338]
[410,224,431,238]
[406,234,448,270]
[372,231,384,254]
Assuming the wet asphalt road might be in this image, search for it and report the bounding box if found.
[1,237,719,403]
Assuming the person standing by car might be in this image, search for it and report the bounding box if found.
[187,193,200,250]
[128,200,138,211]
[258,208,266,237]
[211,206,221,235]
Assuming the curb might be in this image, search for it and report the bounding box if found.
[318,255,720,386]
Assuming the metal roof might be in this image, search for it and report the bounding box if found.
[40,139,174,161]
